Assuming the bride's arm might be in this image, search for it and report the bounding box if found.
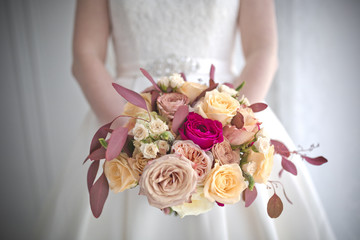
[72,0,126,124]
[235,0,278,103]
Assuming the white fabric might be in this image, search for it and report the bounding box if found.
[38,0,335,239]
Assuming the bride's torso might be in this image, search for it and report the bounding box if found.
[109,0,240,82]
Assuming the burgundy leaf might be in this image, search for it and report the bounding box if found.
[151,90,160,112]
[191,83,219,107]
[278,169,284,178]
[281,157,298,176]
[89,122,112,154]
[87,160,100,192]
[105,127,128,161]
[302,156,328,166]
[140,68,162,92]
[271,139,290,158]
[180,72,187,82]
[223,82,234,89]
[172,105,189,133]
[112,83,148,111]
[282,186,293,205]
[249,103,268,113]
[209,64,215,81]
[244,186,258,207]
[231,112,244,129]
[267,193,283,218]
[89,172,109,218]
[84,147,106,163]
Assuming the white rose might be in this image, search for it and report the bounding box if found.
[172,187,214,218]
[140,143,159,159]
[256,128,269,139]
[157,76,170,89]
[218,84,238,96]
[254,136,270,154]
[132,123,149,141]
[156,140,170,155]
[239,95,250,106]
[149,118,168,135]
[242,161,257,175]
[169,73,185,88]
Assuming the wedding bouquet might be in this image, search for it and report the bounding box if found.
[84,65,327,218]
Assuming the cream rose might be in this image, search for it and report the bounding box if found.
[195,89,240,126]
[172,140,213,184]
[149,118,168,135]
[140,143,159,159]
[204,163,246,204]
[171,187,214,218]
[245,145,275,184]
[169,73,185,89]
[212,139,240,165]
[156,140,170,155]
[132,123,149,141]
[103,153,138,193]
[139,154,198,209]
[253,136,271,154]
[177,82,208,103]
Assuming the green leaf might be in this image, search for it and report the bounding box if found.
[235,81,246,91]
[99,138,108,149]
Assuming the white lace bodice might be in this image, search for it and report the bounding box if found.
[109,0,240,78]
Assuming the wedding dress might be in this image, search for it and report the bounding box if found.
[37,0,335,239]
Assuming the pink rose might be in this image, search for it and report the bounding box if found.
[179,112,223,150]
[157,92,189,119]
[212,139,240,165]
[172,140,214,184]
[139,154,197,209]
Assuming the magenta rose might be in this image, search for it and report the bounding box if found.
[179,112,223,150]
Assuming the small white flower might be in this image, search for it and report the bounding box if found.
[155,140,170,155]
[254,136,271,154]
[149,119,168,135]
[239,95,250,106]
[242,161,257,176]
[256,128,269,139]
[218,84,238,96]
[140,143,159,159]
[169,73,185,88]
[157,76,170,89]
[132,123,149,141]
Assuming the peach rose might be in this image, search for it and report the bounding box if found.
[212,139,240,165]
[223,107,259,146]
[245,145,274,184]
[103,153,138,193]
[139,154,197,209]
[177,82,207,103]
[122,93,152,117]
[172,140,213,184]
[195,89,240,126]
[171,187,214,218]
[204,163,246,204]
[127,152,151,180]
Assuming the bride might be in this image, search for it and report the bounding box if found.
[38,0,335,239]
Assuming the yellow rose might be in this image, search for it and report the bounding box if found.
[245,145,274,184]
[171,187,214,218]
[122,92,152,117]
[177,82,207,103]
[103,153,138,193]
[195,89,240,126]
[203,163,246,204]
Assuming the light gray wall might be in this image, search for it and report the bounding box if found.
[0,0,359,239]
